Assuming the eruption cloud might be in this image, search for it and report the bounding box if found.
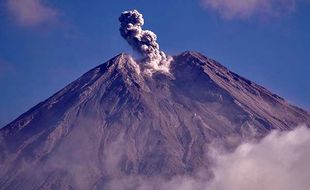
[119,10,172,73]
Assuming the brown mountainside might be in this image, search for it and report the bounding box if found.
[0,51,309,189]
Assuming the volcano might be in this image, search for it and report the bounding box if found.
[1,51,310,189]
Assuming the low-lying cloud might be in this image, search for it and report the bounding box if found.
[2,124,309,189]
[6,0,59,26]
[207,126,310,190]
[104,126,310,190]
[201,0,297,19]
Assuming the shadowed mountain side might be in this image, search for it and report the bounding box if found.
[0,52,309,189]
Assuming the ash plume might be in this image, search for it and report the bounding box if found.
[119,10,172,73]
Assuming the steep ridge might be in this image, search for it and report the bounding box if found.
[0,51,309,189]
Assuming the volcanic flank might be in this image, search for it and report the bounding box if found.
[0,10,310,190]
[1,51,310,189]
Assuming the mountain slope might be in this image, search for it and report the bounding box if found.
[0,51,309,189]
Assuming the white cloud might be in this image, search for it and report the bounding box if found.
[208,126,310,190]
[201,0,296,19]
[7,0,59,26]
[101,126,310,190]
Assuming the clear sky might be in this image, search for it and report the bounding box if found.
[0,0,310,127]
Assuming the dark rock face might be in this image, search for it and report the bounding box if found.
[0,51,309,189]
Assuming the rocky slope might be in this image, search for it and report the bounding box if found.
[0,51,309,189]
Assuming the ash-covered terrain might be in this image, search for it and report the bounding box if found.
[0,51,310,189]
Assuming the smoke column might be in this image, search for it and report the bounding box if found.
[119,10,171,72]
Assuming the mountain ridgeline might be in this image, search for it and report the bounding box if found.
[1,51,309,189]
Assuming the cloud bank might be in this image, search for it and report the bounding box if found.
[207,126,310,190]
[104,126,310,190]
[119,10,172,74]
[1,124,309,189]
[201,0,296,19]
[7,0,59,26]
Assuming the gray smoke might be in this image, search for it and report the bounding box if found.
[119,10,171,72]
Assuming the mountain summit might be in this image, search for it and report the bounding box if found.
[1,52,310,189]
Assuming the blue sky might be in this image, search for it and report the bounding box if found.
[0,0,310,127]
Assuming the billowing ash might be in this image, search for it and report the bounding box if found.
[119,10,172,73]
